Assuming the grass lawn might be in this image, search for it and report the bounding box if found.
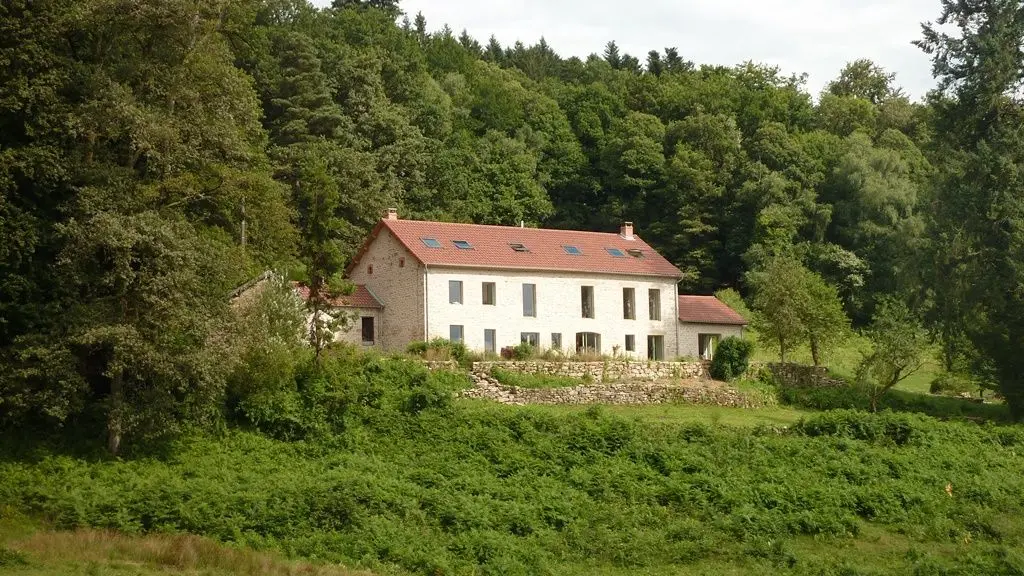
[0,516,366,576]
[458,398,811,428]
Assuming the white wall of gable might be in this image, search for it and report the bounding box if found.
[425,267,679,358]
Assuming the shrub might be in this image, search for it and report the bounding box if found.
[793,410,925,446]
[709,337,754,381]
[406,338,470,366]
[406,341,428,356]
[538,347,565,361]
[929,372,977,396]
[511,342,535,360]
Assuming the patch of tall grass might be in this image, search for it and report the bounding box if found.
[1,356,1022,575]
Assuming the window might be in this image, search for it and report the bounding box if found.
[484,329,497,355]
[581,285,595,318]
[648,289,661,321]
[510,243,529,252]
[482,282,496,305]
[399,257,405,268]
[625,334,635,352]
[627,248,644,259]
[523,283,536,317]
[521,332,540,346]
[449,325,464,343]
[453,240,473,250]
[449,280,463,304]
[576,332,601,354]
[606,247,626,257]
[699,334,721,361]
[421,237,442,248]
[623,287,635,320]
[551,333,562,349]
[647,335,665,361]
[563,245,582,255]
[361,317,375,345]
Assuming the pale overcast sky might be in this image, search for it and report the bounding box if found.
[312,0,941,100]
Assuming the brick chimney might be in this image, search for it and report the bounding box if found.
[620,221,634,240]
[384,208,398,221]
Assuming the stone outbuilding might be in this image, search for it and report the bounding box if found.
[676,295,748,360]
[292,283,384,348]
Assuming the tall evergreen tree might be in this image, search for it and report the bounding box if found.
[647,50,663,76]
[603,40,622,69]
[917,0,1024,416]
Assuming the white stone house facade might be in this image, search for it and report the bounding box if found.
[423,268,679,360]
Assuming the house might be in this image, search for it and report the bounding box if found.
[240,210,750,360]
[347,209,684,359]
[677,295,748,360]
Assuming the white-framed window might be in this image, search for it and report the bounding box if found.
[484,329,497,354]
[551,333,562,349]
[482,282,496,305]
[449,280,463,304]
[581,286,595,318]
[625,334,635,352]
[523,283,536,317]
[648,289,661,321]
[647,335,665,360]
[449,325,464,343]
[521,332,540,346]
[623,287,635,320]
[576,332,601,354]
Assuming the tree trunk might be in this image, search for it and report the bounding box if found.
[779,338,786,364]
[107,371,124,456]
[810,338,821,367]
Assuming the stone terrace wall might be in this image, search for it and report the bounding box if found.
[762,362,846,388]
[464,372,766,407]
[471,360,708,381]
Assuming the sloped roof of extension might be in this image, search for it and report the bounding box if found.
[348,219,683,278]
[293,283,383,309]
[678,295,748,325]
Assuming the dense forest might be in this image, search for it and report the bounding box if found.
[1,0,1023,448]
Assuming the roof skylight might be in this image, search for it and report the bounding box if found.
[626,248,644,258]
[421,237,442,248]
[606,248,626,257]
[562,245,582,255]
[453,240,473,250]
[510,243,530,252]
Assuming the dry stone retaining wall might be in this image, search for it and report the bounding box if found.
[463,371,765,407]
[761,362,846,388]
[470,360,708,381]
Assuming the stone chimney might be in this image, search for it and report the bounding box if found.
[620,221,634,240]
[384,208,398,221]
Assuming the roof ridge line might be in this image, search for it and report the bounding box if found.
[388,219,644,238]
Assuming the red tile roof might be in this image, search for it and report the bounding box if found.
[678,295,748,325]
[293,283,383,309]
[350,219,683,278]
